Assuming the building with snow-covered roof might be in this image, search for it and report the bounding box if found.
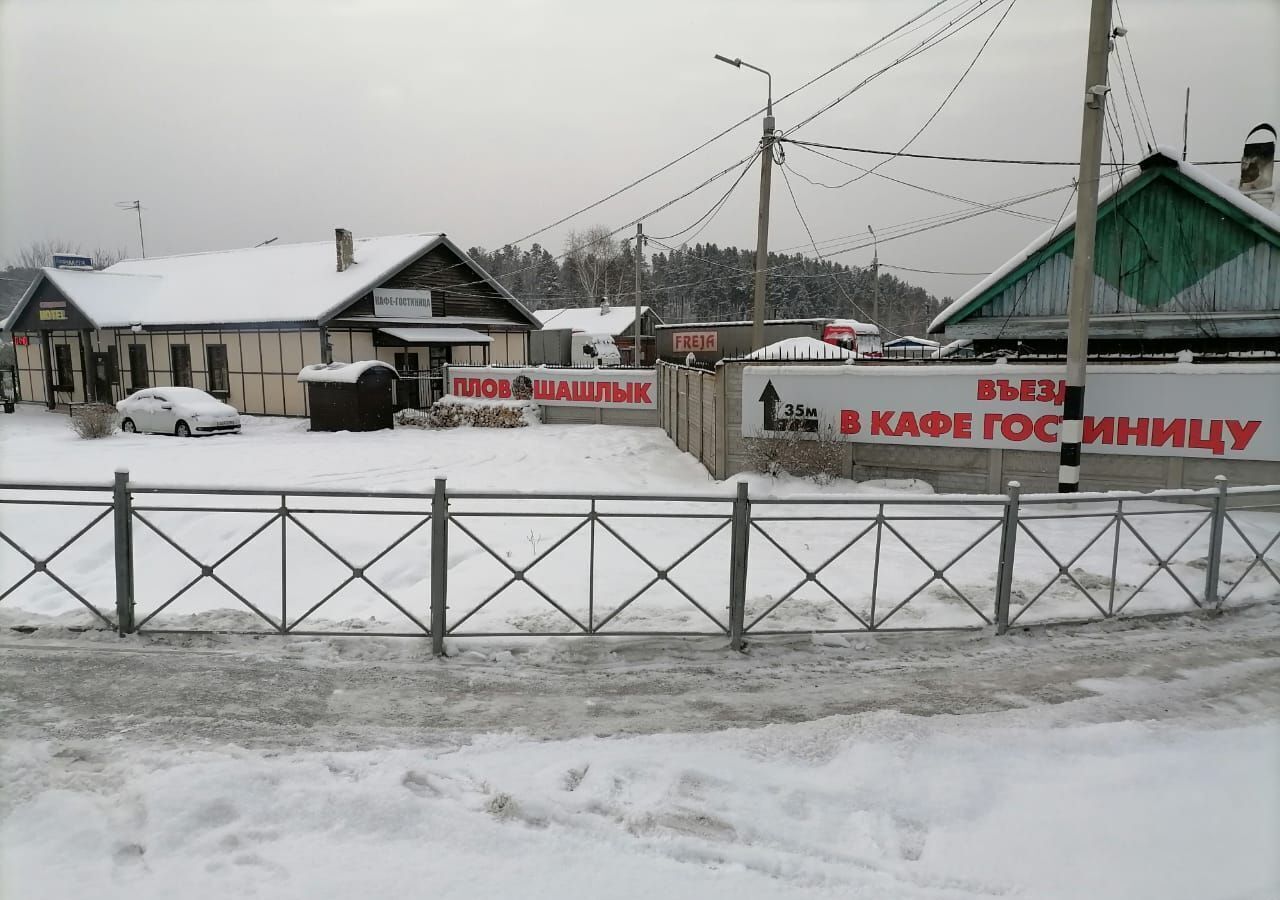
[4,230,540,415]
[533,301,664,365]
[927,147,1280,354]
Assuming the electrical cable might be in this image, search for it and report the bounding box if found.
[648,149,761,243]
[777,139,1234,166]
[1113,0,1158,145]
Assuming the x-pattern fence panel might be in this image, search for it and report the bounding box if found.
[1,474,1277,651]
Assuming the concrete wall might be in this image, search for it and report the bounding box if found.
[672,360,1280,491]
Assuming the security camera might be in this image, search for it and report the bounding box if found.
[1112,25,1128,37]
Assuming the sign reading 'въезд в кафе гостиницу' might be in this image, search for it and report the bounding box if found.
[373,288,432,318]
[740,363,1280,461]
[446,366,656,409]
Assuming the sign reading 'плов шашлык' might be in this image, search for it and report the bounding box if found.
[740,363,1280,461]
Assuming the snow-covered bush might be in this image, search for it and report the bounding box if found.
[396,396,540,429]
[747,420,846,483]
[69,403,117,440]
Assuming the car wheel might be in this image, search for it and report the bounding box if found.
[175,420,191,438]
[121,418,137,433]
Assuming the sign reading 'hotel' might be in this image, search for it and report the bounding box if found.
[373,288,432,319]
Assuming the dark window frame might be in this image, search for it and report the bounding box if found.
[53,344,74,391]
[129,344,149,390]
[206,344,230,397]
[170,344,192,387]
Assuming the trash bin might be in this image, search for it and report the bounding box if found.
[298,361,398,432]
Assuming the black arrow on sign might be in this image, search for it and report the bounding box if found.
[759,379,780,431]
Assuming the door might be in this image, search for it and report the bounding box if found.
[394,351,420,410]
[150,392,178,433]
[89,352,112,403]
[428,345,450,406]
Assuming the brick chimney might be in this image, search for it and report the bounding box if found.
[335,228,354,272]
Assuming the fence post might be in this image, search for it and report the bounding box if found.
[994,480,1021,635]
[728,481,750,651]
[430,477,449,656]
[112,468,135,636]
[1204,474,1228,609]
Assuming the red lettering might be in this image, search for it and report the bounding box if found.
[570,382,591,402]
[920,411,950,438]
[1226,420,1261,451]
[953,412,973,440]
[1149,418,1186,449]
[840,410,861,435]
[976,379,996,401]
[634,383,652,405]
[1083,416,1114,445]
[1033,415,1059,443]
[480,378,499,399]
[451,378,467,396]
[534,379,553,400]
[998,380,1019,402]
[1036,379,1065,405]
[871,410,894,436]
[1114,417,1149,447]
[555,381,571,401]
[1018,379,1036,402]
[984,413,1002,440]
[613,384,630,403]
[1187,419,1226,455]
[498,380,512,399]
[1001,414,1033,442]
[896,411,921,438]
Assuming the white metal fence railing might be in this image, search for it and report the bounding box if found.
[0,474,1277,652]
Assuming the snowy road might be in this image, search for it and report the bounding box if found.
[3,604,1279,899]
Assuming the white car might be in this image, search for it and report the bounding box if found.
[116,387,241,437]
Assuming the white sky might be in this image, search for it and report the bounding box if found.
[1,0,1276,300]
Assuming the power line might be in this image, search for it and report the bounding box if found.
[503,0,956,248]
[881,263,992,276]
[810,0,1021,191]
[779,139,1234,166]
[787,142,1056,223]
[648,149,761,243]
[1114,0,1158,145]
[991,182,1080,342]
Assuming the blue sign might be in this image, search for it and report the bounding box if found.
[52,254,93,269]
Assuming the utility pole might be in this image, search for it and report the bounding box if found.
[633,222,644,366]
[1181,87,1190,161]
[867,225,880,326]
[714,54,774,350]
[1059,0,1114,494]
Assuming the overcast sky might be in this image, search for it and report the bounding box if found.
[2,0,1276,300]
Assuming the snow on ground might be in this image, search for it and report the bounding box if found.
[1,603,1278,899]
[1,405,1278,635]
[2,407,1278,897]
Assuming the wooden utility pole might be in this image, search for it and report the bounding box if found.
[634,223,644,365]
[1059,0,1114,493]
[752,113,775,351]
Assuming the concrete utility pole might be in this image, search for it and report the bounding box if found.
[116,200,146,258]
[634,222,644,366]
[1059,0,1114,493]
[867,225,880,326]
[715,54,774,351]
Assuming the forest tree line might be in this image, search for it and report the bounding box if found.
[468,226,946,337]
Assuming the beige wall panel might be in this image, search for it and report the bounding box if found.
[242,374,266,416]
[279,331,304,376]
[261,375,286,415]
[351,331,376,360]
[300,329,323,367]
[282,378,307,416]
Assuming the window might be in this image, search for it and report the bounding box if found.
[170,344,192,387]
[107,346,120,385]
[129,344,149,390]
[53,344,74,391]
[206,344,229,396]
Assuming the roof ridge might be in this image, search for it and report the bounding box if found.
[108,232,446,266]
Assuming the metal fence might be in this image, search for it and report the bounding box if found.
[1,473,1277,653]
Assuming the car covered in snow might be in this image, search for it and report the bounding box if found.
[116,387,241,437]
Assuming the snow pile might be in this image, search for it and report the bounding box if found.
[297,360,397,384]
[743,336,854,360]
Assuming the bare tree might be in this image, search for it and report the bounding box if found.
[563,226,622,304]
[9,240,127,270]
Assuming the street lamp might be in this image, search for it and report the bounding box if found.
[715,52,775,350]
[867,225,879,326]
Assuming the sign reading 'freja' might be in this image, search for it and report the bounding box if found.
[741,364,1280,461]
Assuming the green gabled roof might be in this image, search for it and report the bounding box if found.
[928,150,1280,333]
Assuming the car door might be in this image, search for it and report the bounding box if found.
[123,391,153,431]
[150,392,177,433]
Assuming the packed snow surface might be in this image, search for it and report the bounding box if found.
[296,360,396,383]
[744,337,854,360]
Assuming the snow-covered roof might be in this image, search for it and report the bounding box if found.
[656,317,829,330]
[297,360,398,384]
[928,149,1280,334]
[826,319,880,333]
[885,335,940,348]
[6,233,539,330]
[534,305,660,336]
[742,337,854,360]
[378,327,493,344]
